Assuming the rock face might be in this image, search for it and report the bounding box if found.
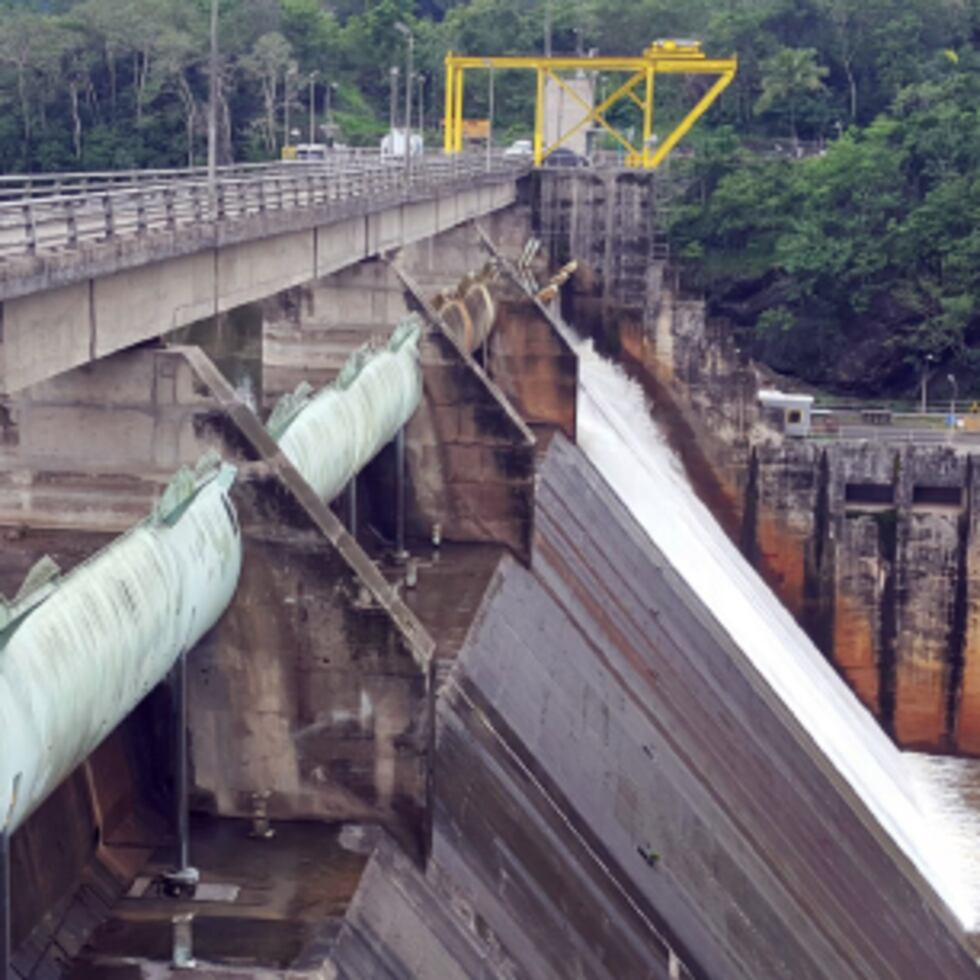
[534,168,980,758]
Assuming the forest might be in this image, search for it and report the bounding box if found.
[1,0,978,395]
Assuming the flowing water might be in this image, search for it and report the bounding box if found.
[573,336,977,930]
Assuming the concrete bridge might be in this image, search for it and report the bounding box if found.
[0,152,526,394]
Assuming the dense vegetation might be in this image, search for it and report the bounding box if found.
[1,0,978,394]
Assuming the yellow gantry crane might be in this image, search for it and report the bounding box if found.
[444,40,737,169]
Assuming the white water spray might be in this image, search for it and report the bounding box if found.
[573,337,976,930]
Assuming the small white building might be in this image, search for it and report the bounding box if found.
[758,389,814,437]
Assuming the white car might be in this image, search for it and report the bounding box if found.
[503,139,533,158]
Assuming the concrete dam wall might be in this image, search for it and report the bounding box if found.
[539,166,980,759]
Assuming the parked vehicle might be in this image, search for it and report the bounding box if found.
[381,129,424,159]
[542,147,589,168]
[503,138,533,159]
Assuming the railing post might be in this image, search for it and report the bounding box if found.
[164,186,176,231]
[102,193,114,239]
[64,198,78,248]
[136,188,148,234]
[21,203,35,255]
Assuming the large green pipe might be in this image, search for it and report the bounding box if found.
[269,315,423,503]
[0,457,242,835]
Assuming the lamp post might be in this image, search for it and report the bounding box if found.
[920,353,935,414]
[326,81,338,131]
[308,70,317,145]
[389,65,399,137]
[283,65,297,150]
[417,73,425,143]
[207,0,219,218]
[395,21,413,179]
[483,58,495,172]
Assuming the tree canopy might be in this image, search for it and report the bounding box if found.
[0,0,978,395]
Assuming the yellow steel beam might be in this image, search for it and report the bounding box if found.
[454,66,465,152]
[444,53,454,153]
[642,65,654,166]
[534,67,545,166]
[443,43,737,169]
[647,69,735,168]
[446,54,736,74]
[540,70,646,160]
[627,89,645,111]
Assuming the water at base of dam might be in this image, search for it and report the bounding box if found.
[574,335,979,931]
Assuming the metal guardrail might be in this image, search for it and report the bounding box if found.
[0,151,529,260]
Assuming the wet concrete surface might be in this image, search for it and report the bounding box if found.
[0,526,114,593]
[70,816,368,974]
[373,541,506,661]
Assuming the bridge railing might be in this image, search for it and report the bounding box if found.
[0,152,527,259]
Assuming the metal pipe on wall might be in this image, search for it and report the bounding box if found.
[269,315,424,510]
[347,478,358,538]
[395,427,407,561]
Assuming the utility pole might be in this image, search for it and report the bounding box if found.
[308,71,317,145]
[207,0,218,219]
[417,73,425,142]
[920,353,935,414]
[544,0,552,57]
[485,60,495,172]
[389,66,399,136]
[395,22,414,180]
[283,65,297,150]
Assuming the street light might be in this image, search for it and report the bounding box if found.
[308,70,318,145]
[920,352,935,414]
[395,21,414,179]
[416,73,425,141]
[483,58,495,172]
[389,65,399,136]
[207,0,219,218]
[283,64,298,150]
[326,81,338,131]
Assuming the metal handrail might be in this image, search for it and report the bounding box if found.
[0,153,530,259]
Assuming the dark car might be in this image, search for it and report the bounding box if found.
[541,147,589,168]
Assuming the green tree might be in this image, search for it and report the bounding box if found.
[755,47,829,144]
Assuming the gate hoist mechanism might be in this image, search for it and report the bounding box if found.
[444,40,737,169]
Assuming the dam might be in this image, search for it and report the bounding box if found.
[0,158,979,979]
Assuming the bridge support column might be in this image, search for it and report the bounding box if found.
[163,651,198,898]
[347,478,358,539]
[395,427,408,562]
[1,827,9,980]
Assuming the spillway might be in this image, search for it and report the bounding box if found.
[269,315,423,503]
[574,336,975,929]
[0,456,241,834]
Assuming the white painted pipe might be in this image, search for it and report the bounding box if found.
[270,315,423,504]
[0,458,242,834]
